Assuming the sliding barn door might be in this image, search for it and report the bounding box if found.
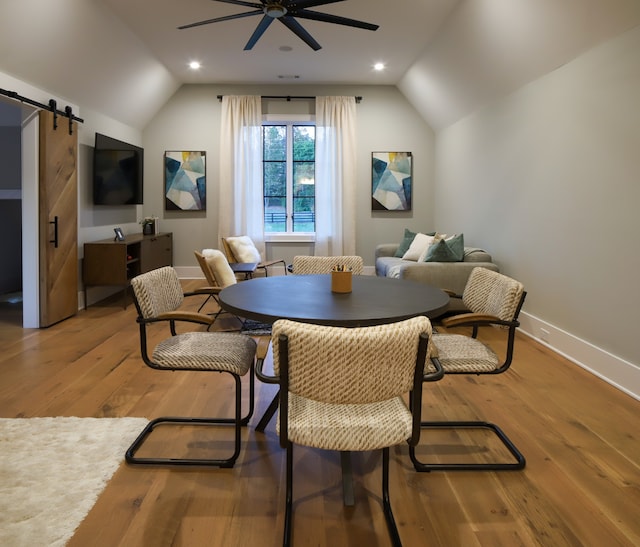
[38,110,78,327]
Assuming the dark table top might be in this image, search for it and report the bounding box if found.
[219,274,449,327]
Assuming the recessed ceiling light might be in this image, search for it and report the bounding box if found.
[279,45,293,52]
[373,62,385,71]
[189,61,201,70]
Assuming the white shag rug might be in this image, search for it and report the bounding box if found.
[0,417,148,547]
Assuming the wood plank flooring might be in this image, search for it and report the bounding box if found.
[0,280,638,547]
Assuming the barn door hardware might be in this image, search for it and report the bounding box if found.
[50,216,59,248]
[0,87,84,135]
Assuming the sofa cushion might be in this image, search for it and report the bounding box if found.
[424,234,464,262]
[375,256,405,277]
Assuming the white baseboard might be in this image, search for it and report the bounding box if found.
[176,266,204,279]
[518,312,639,402]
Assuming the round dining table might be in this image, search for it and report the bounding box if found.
[219,273,450,327]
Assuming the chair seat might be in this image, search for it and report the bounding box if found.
[153,332,255,374]
[277,393,413,451]
[432,333,500,373]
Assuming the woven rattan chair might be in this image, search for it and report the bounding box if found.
[221,235,287,277]
[125,266,257,468]
[194,249,241,325]
[409,267,527,472]
[291,255,364,275]
[272,316,435,547]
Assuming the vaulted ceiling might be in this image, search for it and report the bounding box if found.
[1,0,639,130]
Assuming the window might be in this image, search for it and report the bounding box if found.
[263,122,315,235]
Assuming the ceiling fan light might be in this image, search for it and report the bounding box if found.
[265,4,287,18]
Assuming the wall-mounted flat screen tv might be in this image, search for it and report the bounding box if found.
[93,133,143,205]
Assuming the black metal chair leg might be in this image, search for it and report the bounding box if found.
[126,371,255,468]
[239,360,256,426]
[409,420,526,472]
[340,451,355,506]
[255,391,279,432]
[197,294,214,313]
[283,443,293,547]
[382,447,403,547]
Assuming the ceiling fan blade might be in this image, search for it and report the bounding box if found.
[294,9,379,31]
[244,16,275,50]
[286,0,345,8]
[178,9,262,30]
[210,0,264,7]
[279,16,322,51]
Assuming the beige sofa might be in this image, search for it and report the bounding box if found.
[375,243,499,311]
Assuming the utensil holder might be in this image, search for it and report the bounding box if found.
[331,270,352,293]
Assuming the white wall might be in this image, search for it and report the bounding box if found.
[434,26,640,390]
[141,84,436,274]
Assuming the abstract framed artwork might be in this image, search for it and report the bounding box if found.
[164,151,206,211]
[371,151,412,211]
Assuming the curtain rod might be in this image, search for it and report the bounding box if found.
[1,87,84,135]
[217,94,362,104]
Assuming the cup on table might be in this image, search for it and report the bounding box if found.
[331,266,352,293]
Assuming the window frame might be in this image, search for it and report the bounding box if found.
[262,114,316,243]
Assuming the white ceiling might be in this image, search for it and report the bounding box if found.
[1,0,639,130]
[103,0,460,86]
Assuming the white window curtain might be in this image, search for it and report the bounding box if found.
[218,95,265,254]
[314,96,357,256]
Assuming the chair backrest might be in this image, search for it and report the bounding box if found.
[292,255,364,275]
[195,249,237,288]
[462,267,525,322]
[131,266,184,319]
[221,236,262,264]
[272,316,431,405]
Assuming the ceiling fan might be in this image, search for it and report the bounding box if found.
[178,0,379,51]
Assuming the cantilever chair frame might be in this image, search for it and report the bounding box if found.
[273,318,437,547]
[410,284,527,472]
[221,236,287,277]
[125,269,256,468]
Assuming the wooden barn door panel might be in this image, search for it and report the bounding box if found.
[38,110,78,327]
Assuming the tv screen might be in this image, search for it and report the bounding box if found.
[93,133,143,205]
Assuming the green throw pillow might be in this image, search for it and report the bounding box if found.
[395,229,436,257]
[423,233,465,262]
[394,229,417,257]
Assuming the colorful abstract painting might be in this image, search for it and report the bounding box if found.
[164,151,206,211]
[371,152,412,211]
